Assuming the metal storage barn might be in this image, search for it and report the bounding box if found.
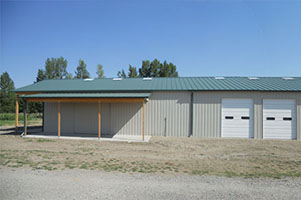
[15,77,301,140]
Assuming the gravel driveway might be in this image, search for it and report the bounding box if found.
[1,168,300,200]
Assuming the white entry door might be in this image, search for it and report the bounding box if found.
[222,99,254,138]
[263,100,296,139]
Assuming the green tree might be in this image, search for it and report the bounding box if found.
[36,57,69,82]
[118,59,179,78]
[128,65,138,78]
[96,64,104,78]
[149,59,160,77]
[138,60,151,77]
[34,57,70,113]
[65,73,73,79]
[54,57,68,79]
[75,59,90,79]
[0,72,16,113]
[36,69,46,82]
[117,69,126,78]
[159,61,178,77]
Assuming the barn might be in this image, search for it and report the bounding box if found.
[15,77,301,140]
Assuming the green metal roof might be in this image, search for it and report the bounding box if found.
[15,77,301,92]
[20,93,151,98]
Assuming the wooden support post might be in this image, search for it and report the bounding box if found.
[58,102,61,137]
[42,102,45,132]
[142,102,145,141]
[98,102,101,139]
[24,101,27,136]
[15,97,19,132]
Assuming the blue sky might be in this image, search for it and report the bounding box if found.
[1,0,301,88]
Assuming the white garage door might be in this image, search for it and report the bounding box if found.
[263,100,296,139]
[222,99,254,138]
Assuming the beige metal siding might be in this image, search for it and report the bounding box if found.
[74,103,98,134]
[296,94,301,140]
[44,102,58,133]
[110,103,142,135]
[193,91,301,139]
[101,103,111,134]
[145,92,191,137]
[43,91,300,140]
[61,103,74,133]
[44,102,111,135]
[44,92,191,137]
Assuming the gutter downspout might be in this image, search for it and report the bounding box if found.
[189,92,194,137]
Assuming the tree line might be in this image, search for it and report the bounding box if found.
[117,59,178,78]
[0,57,178,113]
[36,57,178,82]
[36,57,105,82]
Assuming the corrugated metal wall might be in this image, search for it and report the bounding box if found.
[145,92,191,137]
[193,91,301,139]
[43,91,300,140]
[44,102,111,135]
[44,92,191,137]
[44,102,57,133]
[110,103,143,135]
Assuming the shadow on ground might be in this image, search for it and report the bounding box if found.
[0,126,42,135]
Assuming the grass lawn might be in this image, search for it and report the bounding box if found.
[0,120,42,126]
[0,113,42,126]
[0,135,300,178]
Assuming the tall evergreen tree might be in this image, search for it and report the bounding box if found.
[138,60,151,77]
[119,59,179,78]
[65,73,73,79]
[149,59,160,77]
[159,61,178,77]
[0,72,16,113]
[117,69,127,78]
[36,57,69,82]
[128,65,138,78]
[36,69,46,82]
[96,64,104,78]
[75,59,90,79]
[34,57,70,113]
[54,57,68,79]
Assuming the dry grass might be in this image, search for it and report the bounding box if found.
[0,135,300,178]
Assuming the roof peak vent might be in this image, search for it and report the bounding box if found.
[282,77,294,80]
[83,78,94,81]
[215,77,224,80]
[143,77,153,81]
[113,78,122,81]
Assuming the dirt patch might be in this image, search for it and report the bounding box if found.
[0,135,300,178]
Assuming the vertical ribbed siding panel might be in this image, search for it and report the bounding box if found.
[61,103,75,134]
[44,102,58,133]
[101,103,111,134]
[74,103,98,134]
[43,92,300,139]
[110,103,142,136]
[145,92,190,137]
[193,93,220,138]
[193,91,301,139]
[296,95,301,140]
[254,97,262,139]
